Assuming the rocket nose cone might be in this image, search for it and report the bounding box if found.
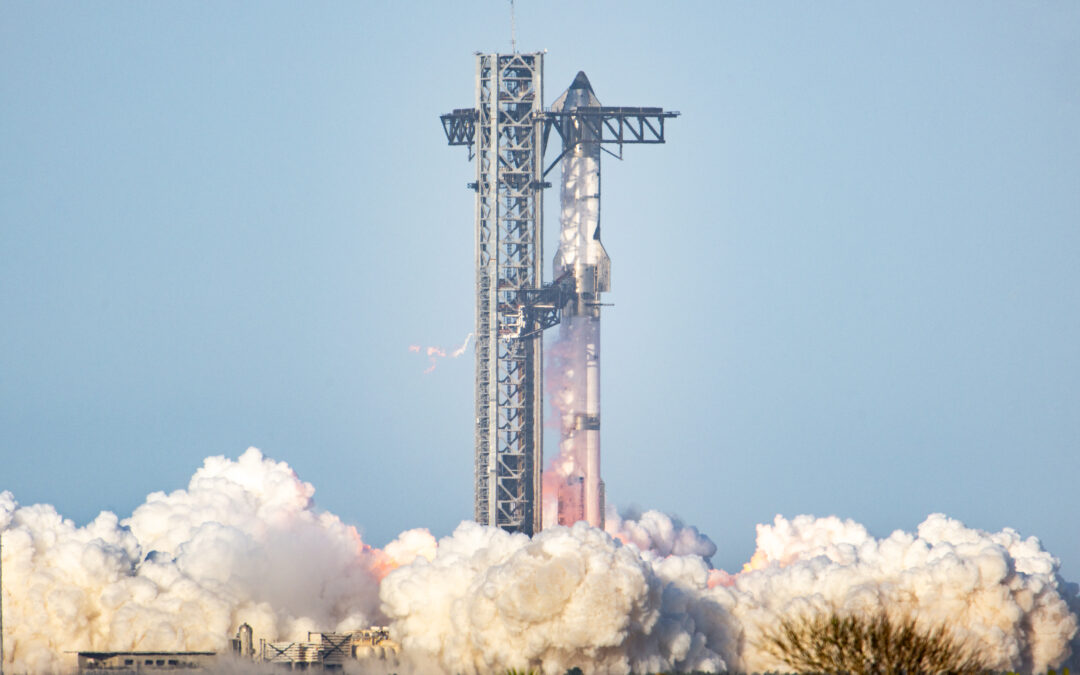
[570,71,595,93]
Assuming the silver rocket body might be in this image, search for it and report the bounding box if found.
[550,72,608,529]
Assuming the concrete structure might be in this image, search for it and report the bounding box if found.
[76,624,398,674]
[255,626,398,670]
[259,640,322,669]
[76,652,216,674]
[442,55,677,534]
[232,623,254,659]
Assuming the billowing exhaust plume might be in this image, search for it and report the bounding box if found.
[380,521,728,675]
[2,450,1078,674]
[0,449,392,674]
[605,507,718,563]
[717,514,1080,673]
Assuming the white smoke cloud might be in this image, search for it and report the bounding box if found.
[714,514,1080,673]
[381,528,437,569]
[605,506,718,563]
[3,450,1078,675]
[381,512,1079,674]
[379,521,726,675]
[0,448,383,674]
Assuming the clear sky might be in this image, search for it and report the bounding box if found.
[2,2,1078,581]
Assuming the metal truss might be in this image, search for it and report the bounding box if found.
[500,271,576,341]
[442,53,545,534]
[541,106,680,174]
[440,108,477,158]
[446,105,680,172]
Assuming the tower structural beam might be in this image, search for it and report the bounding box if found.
[442,53,545,535]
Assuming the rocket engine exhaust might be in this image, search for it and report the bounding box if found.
[2,449,1078,675]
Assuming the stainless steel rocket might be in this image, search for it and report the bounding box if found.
[550,72,609,529]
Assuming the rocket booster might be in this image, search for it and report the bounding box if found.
[552,72,608,529]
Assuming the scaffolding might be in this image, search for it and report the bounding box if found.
[442,53,546,534]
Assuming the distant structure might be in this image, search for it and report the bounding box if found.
[257,628,398,669]
[442,53,677,534]
[75,624,397,674]
[76,652,216,674]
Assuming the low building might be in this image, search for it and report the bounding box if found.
[259,640,323,670]
[76,651,216,674]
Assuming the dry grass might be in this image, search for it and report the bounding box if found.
[758,611,987,675]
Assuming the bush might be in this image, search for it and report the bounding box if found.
[758,611,986,675]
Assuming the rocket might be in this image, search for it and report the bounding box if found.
[551,72,609,529]
[541,70,676,531]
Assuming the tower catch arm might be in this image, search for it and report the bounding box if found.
[541,107,679,175]
[500,271,577,340]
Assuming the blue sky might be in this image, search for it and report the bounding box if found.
[2,2,1078,580]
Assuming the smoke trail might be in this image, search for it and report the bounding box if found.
[2,450,1078,674]
[450,333,473,358]
[407,333,473,373]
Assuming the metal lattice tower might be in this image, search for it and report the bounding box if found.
[443,53,545,534]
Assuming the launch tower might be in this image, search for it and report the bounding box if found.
[442,53,676,535]
[442,53,547,534]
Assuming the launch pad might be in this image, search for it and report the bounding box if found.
[441,52,677,535]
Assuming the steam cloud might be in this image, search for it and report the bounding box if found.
[2,449,1078,674]
[0,450,390,674]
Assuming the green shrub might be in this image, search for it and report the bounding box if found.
[758,611,986,675]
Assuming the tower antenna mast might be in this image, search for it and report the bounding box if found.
[510,0,517,53]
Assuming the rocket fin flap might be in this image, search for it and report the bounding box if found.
[551,89,570,112]
[553,247,568,276]
[594,240,611,293]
